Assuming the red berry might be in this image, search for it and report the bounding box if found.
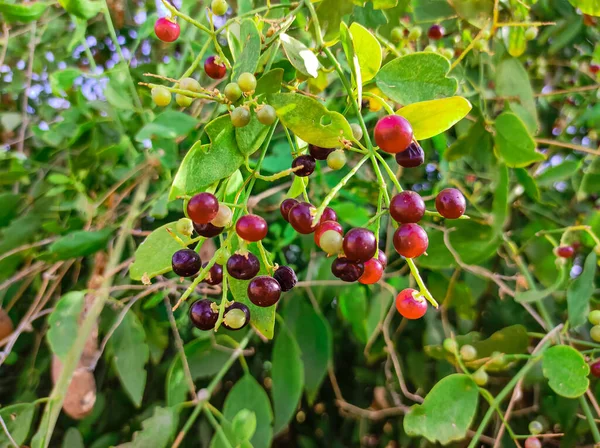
[428,24,444,40]
[289,202,318,234]
[590,63,600,75]
[204,56,227,79]
[273,266,297,292]
[236,214,268,242]
[395,142,424,168]
[343,228,377,262]
[393,223,428,258]
[359,258,384,285]
[331,257,365,282]
[193,221,224,238]
[377,250,388,269]
[315,220,343,246]
[374,115,414,154]
[308,144,335,160]
[389,191,425,223]
[395,288,427,319]
[172,249,202,277]
[280,198,298,222]
[319,207,338,225]
[435,188,466,219]
[222,302,250,330]
[591,360,600,378]
[187,192,219,224]
[203,262,223,285]
[155,17,180,42]
[248,276,281,307]
[556,245,575,258]
[226,253,260,280]
[189,299,218,330]
[292,155,316,177]
[524,437,542,448]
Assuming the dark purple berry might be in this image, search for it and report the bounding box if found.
[292,155,316,177]
[308,144,335,160]
[193,221,224,238]
[331,257,365,282]
[395,142,424,168]
[319,207,337,224]
[280,198,298,222]
[389,191,425,223]
[273,266,297,292]
[189,299,218,330]
[343,228,377,262]
[288,202,318,234]
[247,276,282,307]
[226,253,260,280]
[172,249,201,277]
[203,262,223,285]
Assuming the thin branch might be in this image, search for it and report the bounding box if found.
[165,297,197,400]
[0,414,18,448]
[535,138,600,157]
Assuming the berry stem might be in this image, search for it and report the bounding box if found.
[374,151,403,192]
[177,38,212,82]
[424,210,470,220]
[362,91,395,115]
[214,271,229,330]
[160,0,214,35]
[406,258,438,307]
[166,227,193,248]
[257,241,274,272]
[139,82,224,103]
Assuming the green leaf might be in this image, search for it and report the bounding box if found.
[129,222,194,281]
[271,321,304,435]
[366,290,395,340]
[255,69,284,96]
[567,252,597,328]
[494,112,545,167]
[568,0,600,16]
[57,0,102,19]
[445,118,493,161]
[515,264,568,303]
[542,345,590,398]
[50,69,82,97]
[514,168,540,202]
[496,58,537,128]
[135,111,198,142]
[491,164,509,233]
[235,113,270,156]
[0,1,50,23]
[0,403,35,447]
[316,0,354,41]
[449,0,493,28]
[536,160,581,186]
[108,310,149,407]
[47,291,85,362]
[348,22,382,83]
[471,325,529,357]
[397,96,471,140]
[339,287,368,342]
[412,0,454,21]
[223,375,273,448]
[287,176,308,199]
[267,93,352,148]
[232,410,257,442]
[280,33,319,78]
[404,374,479,444]
[340,23,362,106]
[231,19,261,80]
[61,428,84,448]
[120,407,178,448]
[47,229,112,260]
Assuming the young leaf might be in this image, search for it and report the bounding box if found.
[107,310,150,407]
[47,291,86,362]
[267,93,352,148]
[271,321,304,435]
[129,222,194,281]
[223,374,274,448]
[58,0,102,20]
[232,410,257,442]
[542,345,590,398]
[121,406,178,448]
[340,23,362,105]
[231,19,261,80]
[397,96,472,140]
[0,403,35,446]
[0,1,50,23]
[494,112,545,167]
[404,374,479,444]
[376,52,457,105]
[348,22,382,83]
[567,252,597,328]
[280,33,319,78]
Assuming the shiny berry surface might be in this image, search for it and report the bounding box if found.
[331,257,365,282]
[393,223,428,258]
[308,144,335,160]
[155,17,180,42]
[359,258,384,285]
[179,77,200,92]
[257,105,277,125]
[350,123,363,141]
[203,262,223,285]
[172,249,201,277]
[204,56,227,79]
[591,325,600,342]
[327,150,346,170]
[377,250,388,269]
[428,24,444,40]
[315,220,343,246]
[273,266,297,292]
[189,299,218,330]
[222,302,250,330]
[248,276,282,307]
[288,202,317,234]
[238,72,257,92]
[395,288,427,319]
[151,86,171,106]
[320,230,344,255]
[343,228,377,262]
[524,437,541,448]
[187,193,219,224]
[236,214,268,242]
[226,253,260,280]
[211,0,228,15]
[395,142,425,168]
[193,221,224,238]
[176,94,193,107]
[591,360,600,378]
[320,207,338,225]
[556,245,575,258]
[292,155,316,177]
[435,188,466,219]
[231,107,251,127]
[390,191,425,223]
[374,115,414,154]
[280,198,298,222]
[224,83,242,102]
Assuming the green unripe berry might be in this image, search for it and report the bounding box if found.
[238,72,257,93]
[460,344,477,361]
[441,48,454,60]
[176,218,194,237]
[350,123,363,141]
[591,325,600,342]
[211,0,228,16]
[176,94,193,107]
[424,45,436,52]
[408,26,422,40]
[481,29,491,40]
[151,86,171,106]
[224,83,243,102]
[391,27,404,43]
[473,39,487,51]
[256,105,277,125]
[528,420,543,436]
[473,368,488,386]
[231,107,251,127]
[320,230,343,255]
[589,310,600,325]
[524,27,538,40]
[327,150,346,170]
[490,351,506,367]
[179,77,201,93]
[443,338,458,354]
[224,308,246,329]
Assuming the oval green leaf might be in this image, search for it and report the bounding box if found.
[47,291,86,362]
[542,345,590,398]
[0,403,36,446]
[58,0,102,19]
[230,19,261,80]
[280,33,319,78]
[397,96,472,140]
[494,112,545,168]
[348,22,382,83]
[568,0,600,16]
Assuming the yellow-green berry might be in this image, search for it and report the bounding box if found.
[591,325,600,342]
[151,86,171,106]
[327,150,346,170]
[176,218,193,237]
[211,0,228,16]
[443,338,457,354]
[238,72,257,93]
[176,94,193,107]
[473,368,488,386]
[589,310,600,325]
[460,344,477,361]
[179,77,201,92]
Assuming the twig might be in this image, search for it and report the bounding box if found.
[0,238,56,263]
[535,138,600,157]
[165,298,197,400]
[0,414,18,448]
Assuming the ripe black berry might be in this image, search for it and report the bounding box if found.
[331,257,365,282]
[203,262,223,285]
[189,299,218,330]
[193,221,224,238]
[226,253,260,280]
[308,144,335,160]
[236,214,268,242]
[319,207,337,224]
[389,191,425,223]
[292,155,316,177]
[248,276,282,307]
[222,302,251,330]
[172,249,201,277]
[428,24,444,40]
[273,266,297,292]
[342,228,377,262]
[280,198,298,222]
[556,245,575,258]
[395,142,424,168]
[288,202,318,234]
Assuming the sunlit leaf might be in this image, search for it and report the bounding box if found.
[397,96,471,139]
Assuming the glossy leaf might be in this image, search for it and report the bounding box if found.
[280,33,319,78]
[494,112,545,167]
[567,252,597,328]
[471,325,529,357]
[376,52,457,105]
[348,22,382,83]
[537,160,581,186]
[231,19,261,80]
[47,291,85,362]
[397,96,472,140]
[255,69,284,96]
[542,345,590,398]
[0,403,35,446]
[58,0,102,19]
[0,1,50,22]
[121,407,178,448]
[404,374,478,444]
[135,111,198,142]
[129,222,194,281]
[267,93,352,148]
